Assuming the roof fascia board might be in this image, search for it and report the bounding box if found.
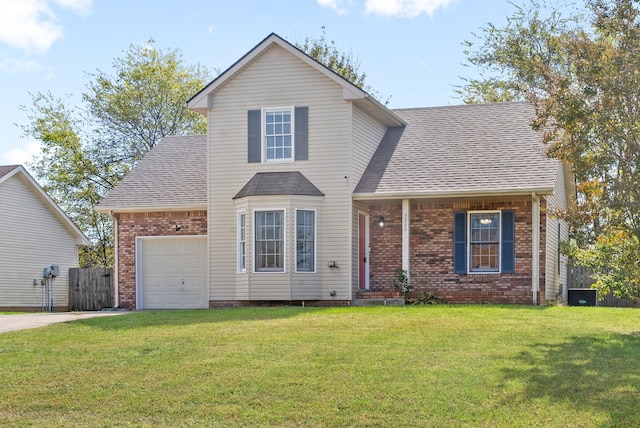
[96,205,208,214]
[353,187,555,201]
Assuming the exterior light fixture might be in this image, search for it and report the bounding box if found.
[175,224,182,231]
[379,216,385,228]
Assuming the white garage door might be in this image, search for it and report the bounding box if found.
[139,237,208,309]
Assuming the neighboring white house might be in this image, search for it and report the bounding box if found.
[0,165,90,311]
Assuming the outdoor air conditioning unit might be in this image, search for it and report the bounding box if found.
[568,288,597,306]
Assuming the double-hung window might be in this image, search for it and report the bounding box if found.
[469,212,500,272]
[295,210,315,272]
[248,107,308,163]
[255,210,285,272]
[453,210,515,274]
[264,108,293,162]
[237,212,246,273]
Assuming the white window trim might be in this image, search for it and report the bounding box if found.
[262,106,294,163]
[467,210,502,274]
[294,208,317,274]
[253,208,287,274]
[237,211,247,274]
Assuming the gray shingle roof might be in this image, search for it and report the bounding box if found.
[354,102,559,197]
[233,172,324,199]
[0,165,19,179]
[97,135,207,212]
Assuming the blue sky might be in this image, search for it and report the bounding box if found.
[0,0,528,166]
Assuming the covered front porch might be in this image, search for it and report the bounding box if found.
[353,196,547,305]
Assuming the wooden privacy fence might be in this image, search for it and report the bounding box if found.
[69,268,113,311]
[567,263,640,308]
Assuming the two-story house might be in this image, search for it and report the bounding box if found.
[97,33,573,310]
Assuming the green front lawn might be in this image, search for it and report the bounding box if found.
[1,306,639,427]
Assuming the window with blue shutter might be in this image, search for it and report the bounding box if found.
[454,210,516,274]
[501,210,515,273]
[453,212,467,274]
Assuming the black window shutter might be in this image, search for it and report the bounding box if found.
[453,212,467,274]
[501,210,515,273]
[247,110,261,163]
[294,106,308,161]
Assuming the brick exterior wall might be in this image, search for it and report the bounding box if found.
[368,200,546,305]
[114,211,207,309]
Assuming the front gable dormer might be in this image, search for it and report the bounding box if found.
[187,33,404,128]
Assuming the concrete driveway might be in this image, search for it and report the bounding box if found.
[0,311,129,334]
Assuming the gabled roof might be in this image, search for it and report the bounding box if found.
[0,165,20,179]
[0,165,90,245]
[97,135,207,213]
[233,172,324,199]
[354,102,559,198]
[187,33,405,127]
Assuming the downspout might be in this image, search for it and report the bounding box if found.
[402,199,410,284]
[531,193,540,306]
[110,211,119,309]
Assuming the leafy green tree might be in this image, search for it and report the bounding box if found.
[22,40,213,267]
[296,27,388,103]
[459,0,640,300]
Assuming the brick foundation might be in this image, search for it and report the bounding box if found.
[209,300,351,308]
[368,200,546,305]
[115,211,207,309]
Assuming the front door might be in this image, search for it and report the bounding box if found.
[358,213,370,289]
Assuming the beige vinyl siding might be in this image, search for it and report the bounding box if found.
[545,163,570,303]
[209,44,354,301]
[351,105,387,191]
[0,174,79,309]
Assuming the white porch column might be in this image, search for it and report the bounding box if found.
[532,193,540,306]
[402,199,410,281]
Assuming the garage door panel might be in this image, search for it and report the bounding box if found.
[144,294,163,307]
[143,256,165,271]
[184,256,205,270]
[183,274,204,287]
[185,294,205,305]
[140,237,208,309]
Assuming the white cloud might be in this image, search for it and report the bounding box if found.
[0,0,92,53]
[316,0,350,15]
[0,54,41,73]
[365,0,454,18]
[4,141,42,165]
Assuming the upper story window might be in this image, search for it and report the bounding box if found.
[248,107,308,164]
[264,108,293,162]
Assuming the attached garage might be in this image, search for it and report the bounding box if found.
[136,236,208,309]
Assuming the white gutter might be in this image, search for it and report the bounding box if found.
[109,211,119,309]
[531,193,540,306]
[353,187,555,201]
[402,199,410,281]
[95,205,207,214]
